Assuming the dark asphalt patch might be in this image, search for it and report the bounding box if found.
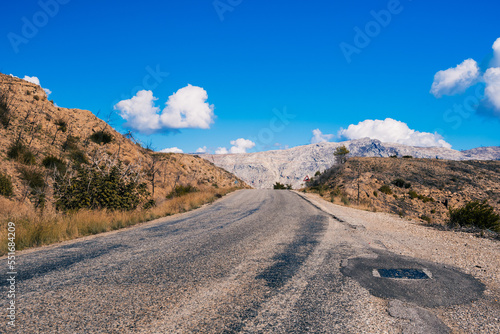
[341,250,485,307]
[255,214,327,289]
[376,268,430,280]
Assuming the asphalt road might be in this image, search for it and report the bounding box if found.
[0,190,488,333]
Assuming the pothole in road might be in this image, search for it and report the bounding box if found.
[341,250,485,308]
[373,268,432,280]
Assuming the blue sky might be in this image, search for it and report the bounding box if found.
[1,0,499,153]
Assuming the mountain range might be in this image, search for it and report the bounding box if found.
[203,138,500,189]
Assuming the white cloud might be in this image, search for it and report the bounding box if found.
[115,84,215,134]
[493,37,500,66]
[215,147,229,154]
[114,90,161,134]
[22,75,40,85]
[484,67,500,112]
[338,118,452,149]
[229,138,255,153]
[159,147,183,153]
[214,138,256,154]
[196,146,207,153]
[160,84,215,129]
[310,129,334,144]
[430,59,480,97]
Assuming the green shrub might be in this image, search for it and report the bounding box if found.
[18,167,45,190]
[42,155,66,174]
[62,135,80,151]
[420,215,432,223]
[143,199,156,210]
[69,150,88,165]
[379,184,392,195]
[408,190,418,199]
[448,200,500,232]
[315,171,321,176]
[55,164,149,211]
[0,91,11,128]
[90,130,113,145]
[33,95,40,101]
[18,166,46,209]
[166,185,198,198]
[392,178,411,189]
[55,119,67,132]
[373,190,378,197]
[430,209,436,214]
[0,172,14,197]
[341,195,350,205]
[418,195,435,203]
[402,155,413,159]
[273,182,287,190]
[7,141,36,165]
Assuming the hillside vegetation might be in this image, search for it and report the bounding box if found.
[306,157,500,231]
[0,73,246,253]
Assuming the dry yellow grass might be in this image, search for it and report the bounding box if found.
[0,188,236,255]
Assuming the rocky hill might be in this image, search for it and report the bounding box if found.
[0,73,245,208]
[204,139,500,189]
[306,157,500,226]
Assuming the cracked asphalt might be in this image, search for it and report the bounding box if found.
[1,189,498,333]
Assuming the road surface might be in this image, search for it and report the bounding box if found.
[1,189,497,333]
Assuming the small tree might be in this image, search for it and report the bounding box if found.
[334,145,350,164]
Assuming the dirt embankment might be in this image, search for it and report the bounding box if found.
[306,157,500,226]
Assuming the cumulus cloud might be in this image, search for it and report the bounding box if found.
[430,59,480,97]
[493,37,500,66]
[196,146,207,153]
[484,67,500,112]
[310,129,334,144]
[229,138,255,153]
[114,84,215,134]
[215,147,229,154]
[215,138,256,154]
[160,84,215,129]
[114,90,161,134]
[338,118,452,149]
[159,147,183,153]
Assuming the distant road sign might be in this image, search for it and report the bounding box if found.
[304,175,310,182]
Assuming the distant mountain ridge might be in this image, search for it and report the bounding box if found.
[204,138,500,189]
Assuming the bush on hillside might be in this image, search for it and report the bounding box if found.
[447,200,500,232]
[42,155,67,174]
[392,178,411,189]
[273,182,292,190]
[7,141,36,165]
[90,130,113,145]
[69,150,89,165]
[62,135,80,151]
[0,172,14,197]
[379,184,392,195]
[55,164,149,211]
[0,91,11,128]
[18,166,46,209]
[166,185,198,199]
